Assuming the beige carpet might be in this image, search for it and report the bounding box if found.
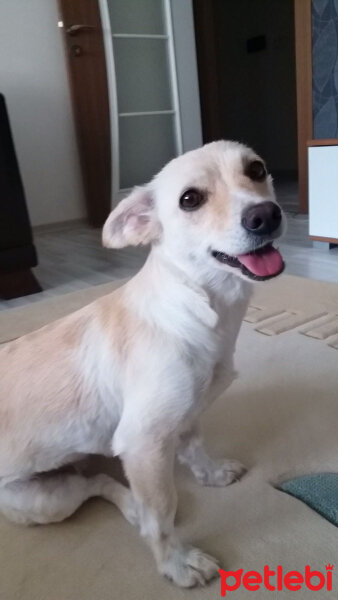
[0,274,337,599]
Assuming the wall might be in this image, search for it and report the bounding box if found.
[0,0,85,226]
[214,0,298,172]
[312,0,338,138]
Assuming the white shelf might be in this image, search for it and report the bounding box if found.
[119,110,174,117]
[112,33,168,39]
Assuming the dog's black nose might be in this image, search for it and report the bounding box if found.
[241,201,282,236]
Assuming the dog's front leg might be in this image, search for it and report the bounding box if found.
[121,434,219,587]
[177,424,247,487]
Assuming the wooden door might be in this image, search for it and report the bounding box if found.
[58,0,111,227]
[192,1,222,144]
[294,0,313,214]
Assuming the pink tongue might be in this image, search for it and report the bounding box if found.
[237,246,283,277]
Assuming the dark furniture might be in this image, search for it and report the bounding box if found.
[0,94,41,299]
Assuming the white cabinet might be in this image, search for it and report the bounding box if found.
[308,144,338,242]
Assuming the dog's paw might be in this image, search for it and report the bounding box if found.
[193,459,247,487]
[160,545,219,587]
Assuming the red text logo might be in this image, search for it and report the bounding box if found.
[219,564,334,596]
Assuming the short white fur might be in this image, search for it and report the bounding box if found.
[0,141,284,588]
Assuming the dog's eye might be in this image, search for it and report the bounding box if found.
[179,188,206,211]
[245,160,267,182]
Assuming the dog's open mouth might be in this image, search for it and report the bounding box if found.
[211,243,284,281]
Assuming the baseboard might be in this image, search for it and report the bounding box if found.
[32,218,88,235]
[310,235,338,244]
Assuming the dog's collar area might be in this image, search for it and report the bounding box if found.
[211,243,285,281]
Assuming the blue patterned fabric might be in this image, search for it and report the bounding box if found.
[312,0,338,138]
[279,473,338,526]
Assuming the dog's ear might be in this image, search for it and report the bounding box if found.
[102,186,161,248]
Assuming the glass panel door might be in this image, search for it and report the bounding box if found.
[102,0,182,198]
[114,38,173,113]
[119,113,176,187]
[107,0,166,35]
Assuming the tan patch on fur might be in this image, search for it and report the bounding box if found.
[61,315,87,345]
[0,308,92,439]
[191,154,272,235]
[95,289,145,362]
[236,173,271,195]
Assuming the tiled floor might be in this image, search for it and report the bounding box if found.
[274,177,299,214]
[1,181,337,310]
[0,225,148,311]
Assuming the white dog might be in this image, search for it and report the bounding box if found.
[0,141,285,587]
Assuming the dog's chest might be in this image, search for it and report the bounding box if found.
[189,281,250,409]
[190,329,235,408]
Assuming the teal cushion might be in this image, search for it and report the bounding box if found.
[279,473,338,527]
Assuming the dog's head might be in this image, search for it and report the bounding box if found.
[103,141,286,282]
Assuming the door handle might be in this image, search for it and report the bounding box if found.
[66,24,95,36]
